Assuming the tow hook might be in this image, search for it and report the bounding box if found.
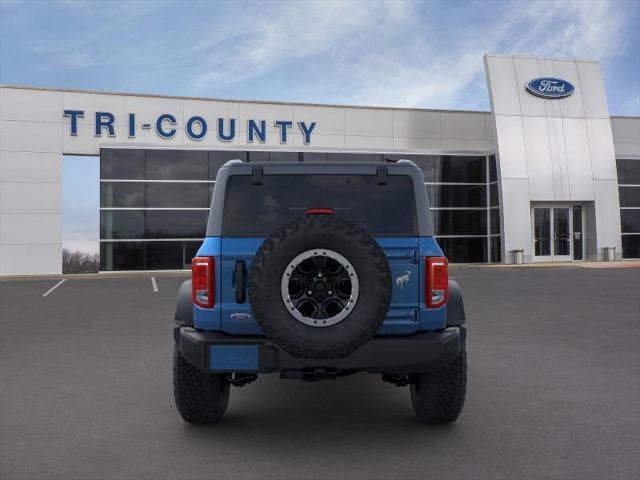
[226,373,258,387]
[381,374,410,387]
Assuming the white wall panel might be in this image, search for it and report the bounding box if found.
[513,57,546,117]
[344,108,393,137]
[0,213,62,244]
[393,110,440,139]
[0,88,63,122]
[0,243,61,275]
[484,55,521,116]
[587,119,619,179]
[63,92,127,125]
[183,99,240,124]
[294,106,344,136]
[593,179,622,259]
[611,117,640,143]
[345,135,394,150]
[549,116,571,200]
[0,151,62,182]
[441,138,488,152]
[544,116,563,198]
[292,132,344,149]
[0,120,62,153]
[563,118,594,200]
[124,96,185,130]
[0,182,61,213]
[500,178,533,262]
[393,137,441,151]
[62,123,128,155]
[494,115,528,178]
[614,142,640,158]
[553,60,586,119]
[576,62,609,119]
[441,112,486,139]
[522,116,554,200]
[238,102,294,134]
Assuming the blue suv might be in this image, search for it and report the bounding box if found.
[173,159,467,424]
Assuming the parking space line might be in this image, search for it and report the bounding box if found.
[151,276,158,292]
[42,279,66,297]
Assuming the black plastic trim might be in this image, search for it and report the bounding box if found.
[446,279,466,326]
[175,326,462,375]
[174,280,194,327]
[234,261,246,304]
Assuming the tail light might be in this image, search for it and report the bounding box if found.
[426,257,448,308]
[192,257,214,308]
[305,208,335,215]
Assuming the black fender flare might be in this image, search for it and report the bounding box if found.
[446,279,465,326]
[174,280,193,327]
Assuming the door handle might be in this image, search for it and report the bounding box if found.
[234,261,246,304]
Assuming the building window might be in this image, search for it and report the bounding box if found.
[100,149,502,270]
[617,158,640,259]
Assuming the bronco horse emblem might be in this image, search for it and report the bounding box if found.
[395,270,412,289]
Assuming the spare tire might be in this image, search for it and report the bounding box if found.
[248,214,391,359]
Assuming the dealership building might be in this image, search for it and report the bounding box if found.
[1,54,639,275]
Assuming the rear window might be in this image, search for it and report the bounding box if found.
[221,174,418,236]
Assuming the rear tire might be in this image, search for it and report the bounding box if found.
[173,343,230,424]
[410,345,467,424]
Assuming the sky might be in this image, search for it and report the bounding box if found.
[1,0,639,253]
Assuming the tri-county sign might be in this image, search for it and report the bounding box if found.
[525,77,575,99]
[63,110,317,144]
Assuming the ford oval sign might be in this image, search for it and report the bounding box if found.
[526,77,575,99]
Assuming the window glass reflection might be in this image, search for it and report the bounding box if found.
[100,211,145,239]
[432,210,487,236]
[618,186,640,207]
[146,183,209,208]
[100,149,145,179]
[617,159,640,185]
[100,242,145,270]
[146,242,184,270]
[146,150,208,180]
[622,235,640,258]
[100,183,144,208]
[427,184,486,208]
[490,209,501,234]
[621,210,640,233]
[145,210,208,238]
[436,237,487,263]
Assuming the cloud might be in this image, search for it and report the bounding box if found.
[2,0,637,113]
[186,1,414,93]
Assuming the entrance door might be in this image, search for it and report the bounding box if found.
[552,207,571,261]
[533,207,552,261]
[532,205,582,262]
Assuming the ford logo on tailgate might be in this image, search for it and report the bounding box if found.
[526,77,575,99]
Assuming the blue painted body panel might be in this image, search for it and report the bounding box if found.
[209,344,260,371]
[193,235,447,334]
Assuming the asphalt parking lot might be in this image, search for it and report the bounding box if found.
[1,266,639,480]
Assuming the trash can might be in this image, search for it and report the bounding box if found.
[513,249,524,265]
[604,246,616,262]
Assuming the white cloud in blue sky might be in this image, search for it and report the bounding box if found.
[1,0,639,253]
[1,0,639,113]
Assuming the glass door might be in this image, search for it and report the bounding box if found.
[552,207,571,261]
[534,207,552,261]
[532,205,583,262]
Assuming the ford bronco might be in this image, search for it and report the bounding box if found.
[173,159,467,424]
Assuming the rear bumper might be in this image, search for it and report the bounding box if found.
[175,326,463,375]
